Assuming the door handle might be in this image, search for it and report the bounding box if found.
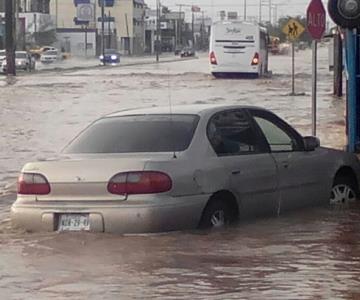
[232,170,241,175]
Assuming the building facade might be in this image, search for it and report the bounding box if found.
[0,0,55,50]
[49,0,146,56]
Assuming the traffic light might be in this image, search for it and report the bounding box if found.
[328,0,360,28]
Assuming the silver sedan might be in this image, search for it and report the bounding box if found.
[11,105,360,233]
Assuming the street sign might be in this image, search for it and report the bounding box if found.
[77,3,94,22]
[307,0,326,40]
[282,19,305,40]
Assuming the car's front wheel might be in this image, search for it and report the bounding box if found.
[199,197,234,229]
[330,175,357,205]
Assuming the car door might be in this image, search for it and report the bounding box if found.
[207,109,279,218]
[249,109,328,212]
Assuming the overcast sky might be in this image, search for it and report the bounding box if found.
[146,0,330,22]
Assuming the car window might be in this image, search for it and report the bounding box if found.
[64,114,199,153]
[207,110,262,156]
[253,116,295,152]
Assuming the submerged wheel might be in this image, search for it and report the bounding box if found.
[330,175,357,205]
[199,196,236,229]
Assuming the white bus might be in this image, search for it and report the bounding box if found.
[209,21,269,78]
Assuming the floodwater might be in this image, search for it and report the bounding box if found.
[1,45,359,299]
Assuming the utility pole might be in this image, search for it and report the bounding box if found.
[176,4,184,48]
[269,0,272,25]
[101,0,105,65]
[259,0,262,24]
[108,10,111,48]
[273,4,278,25]
[156,0,160,62]
[244,0,247,21]
[5,0,16,76]
[192,10,194,49]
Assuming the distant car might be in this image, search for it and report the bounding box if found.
[99,49,120,65]
[1,51,35,72]
[174,46,182,55]
[0,50,6,65]
[30,46,57,60]
[40,50,59,64]
[180,47,195,57]
[10,105,360,234]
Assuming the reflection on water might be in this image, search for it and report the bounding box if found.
[1,205,360,299]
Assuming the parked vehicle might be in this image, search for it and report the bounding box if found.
[1,51,35,72]
[209,21,269,78]
[40,50,59,64]
[180,47,195,57]
[11,105,360,233]
[99,49,121,65]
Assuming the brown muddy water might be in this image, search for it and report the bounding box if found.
[1,195,360,299]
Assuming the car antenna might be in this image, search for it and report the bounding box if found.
[168,68,177,159]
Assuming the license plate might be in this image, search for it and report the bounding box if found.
[58,214,90,231]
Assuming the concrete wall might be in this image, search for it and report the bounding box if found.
[56,28,96,56]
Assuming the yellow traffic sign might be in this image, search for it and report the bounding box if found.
[282,19,305,40]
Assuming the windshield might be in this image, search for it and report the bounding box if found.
[15,52,27,59]
[64,114,199,153]
[44,51,57,55]
[104,49,118,55]
[0,50,5,56]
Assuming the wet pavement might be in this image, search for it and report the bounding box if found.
[1,44,359,299]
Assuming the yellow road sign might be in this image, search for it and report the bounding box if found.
[282,19,305,41]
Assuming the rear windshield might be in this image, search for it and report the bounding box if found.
[16,52,27,58]
[64,114,199,153]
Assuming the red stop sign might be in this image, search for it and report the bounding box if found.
[306,0,326,40]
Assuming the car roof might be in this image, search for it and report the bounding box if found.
[106,104,267,118]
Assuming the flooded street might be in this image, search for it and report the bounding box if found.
[1,46,360,299]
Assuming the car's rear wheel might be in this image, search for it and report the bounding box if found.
[199,197,235,229]
[330,175,357,205]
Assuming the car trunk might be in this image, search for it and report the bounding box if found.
[24,155,158,201]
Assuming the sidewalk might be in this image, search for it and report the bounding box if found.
[35,53,197,73]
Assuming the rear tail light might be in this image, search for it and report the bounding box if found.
[210,51,217,65]
[251,52,260,65]
[17,173,51,195]
[107,171,172,195]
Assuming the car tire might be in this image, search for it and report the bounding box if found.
[199,197,234,229]
[330,175,358,205]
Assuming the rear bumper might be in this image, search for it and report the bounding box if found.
[11,194,209,233]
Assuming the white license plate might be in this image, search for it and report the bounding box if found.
[58,214,90,231]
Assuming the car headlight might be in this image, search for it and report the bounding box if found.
[17,61,22,65]
[99,55,104,60]
[111,55,117,60]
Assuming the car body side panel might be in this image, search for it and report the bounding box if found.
[218,153,279,218]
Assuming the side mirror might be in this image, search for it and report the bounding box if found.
[303,136,320,151]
